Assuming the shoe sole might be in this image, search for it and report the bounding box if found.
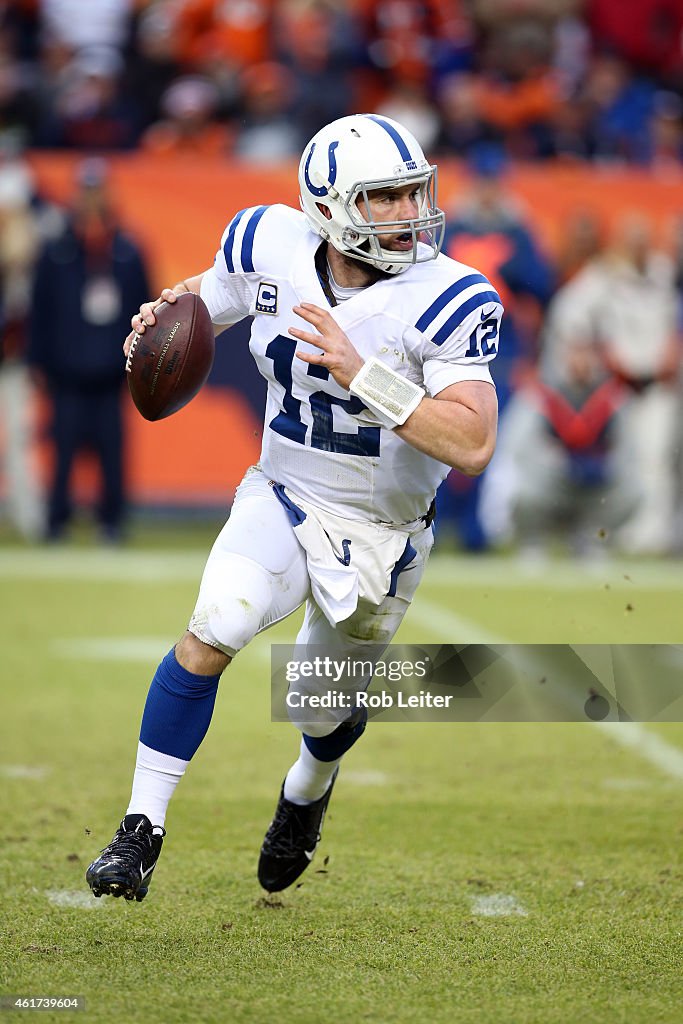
[87,871,150,902]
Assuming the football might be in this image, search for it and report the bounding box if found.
[126,291,215,421]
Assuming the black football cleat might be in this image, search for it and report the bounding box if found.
[258,771,338,892]
[86,814,165,902]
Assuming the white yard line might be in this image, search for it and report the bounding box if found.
[407,598,504,644]
[593,722,683,781]
[0,549,203,582]
[470,893,528,917]
[2,550,681,589]
[600,776,666,790]
[52,637,178,661]
[45,890,108,910]
[52,636,274,666]
[422,555,683,591]
[6,549,681,779]
[408,600,683,782]
[0,765,50,780]
[342,770,391,786]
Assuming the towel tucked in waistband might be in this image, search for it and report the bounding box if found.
[271,482,421,625]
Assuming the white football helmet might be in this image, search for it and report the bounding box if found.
[298,113,445,275]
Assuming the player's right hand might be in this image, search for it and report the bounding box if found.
[124,289,179,356]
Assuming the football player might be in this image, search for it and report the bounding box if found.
[86,114,501,901]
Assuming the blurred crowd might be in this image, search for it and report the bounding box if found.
[0,155,150,543]
[0,0,681,166]
[0,0,682,556]
[434,149,683,558]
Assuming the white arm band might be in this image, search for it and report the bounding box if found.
[349,357,425,427]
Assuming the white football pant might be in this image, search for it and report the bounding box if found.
[189,466,434,734]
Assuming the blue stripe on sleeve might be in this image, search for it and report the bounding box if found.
[365,115,413,161]
[415,273,491,333]
[223,208,248,274]
[240,205,268,273]
[431,290,501,347]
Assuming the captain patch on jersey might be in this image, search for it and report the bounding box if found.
[255,282,278,315]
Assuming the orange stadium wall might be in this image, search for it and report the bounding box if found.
[21,153,683,510]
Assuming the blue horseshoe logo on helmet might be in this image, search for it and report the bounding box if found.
[304,141,339,197]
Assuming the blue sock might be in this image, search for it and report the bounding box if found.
[139,649,221,761]
[303,709,367,762]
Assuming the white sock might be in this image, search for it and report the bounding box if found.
[126,742,188,827]
[283,738,340,806]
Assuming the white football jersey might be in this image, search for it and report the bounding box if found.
[200,204,502,524]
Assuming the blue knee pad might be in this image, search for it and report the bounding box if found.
[303,708,368,762]
[139,648,221,761]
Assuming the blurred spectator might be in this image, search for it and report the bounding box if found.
[587,0,683,88]
[475,16,562,158]
[552,52,682,168]
[673,216,683,305]
[555,209,604,285]
[142,75,229,156]
[672,217,683,552]
[0,1,40,63]
[579,54,656,164]
[429,0,476,80]
[38,0,134,52]
[276,0,361,144]
[36,45,140,149]
[125,2,184,133]
[646,91,683,171]
[33,37,77,125]
[359,0,474,86]
[233,62,299,163]
[0,30,43,149]
[480,336,639,558]
[472,1,580,20]
[436,72,491,155]
[175,0,273,71]
[0,151,43,539]
[438,143,555,549]
[376,79,441,152]
[28,159,151,542]
[0,0,672,172]
[552,10,591,97]
[360,0,437,84]
[542,212,682,554]
[445,144,555,407]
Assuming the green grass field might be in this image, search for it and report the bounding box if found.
[1,536,682,1024]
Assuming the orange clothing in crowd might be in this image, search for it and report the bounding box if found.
[352,0,471,83]
[476,75,561,131]
[175,0,274,69]
[141,121,232,157]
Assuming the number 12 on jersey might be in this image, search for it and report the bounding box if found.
[466,317,499,358]
[265,335,381,457]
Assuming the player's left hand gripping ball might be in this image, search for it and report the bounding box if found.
[126,292,215,421]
